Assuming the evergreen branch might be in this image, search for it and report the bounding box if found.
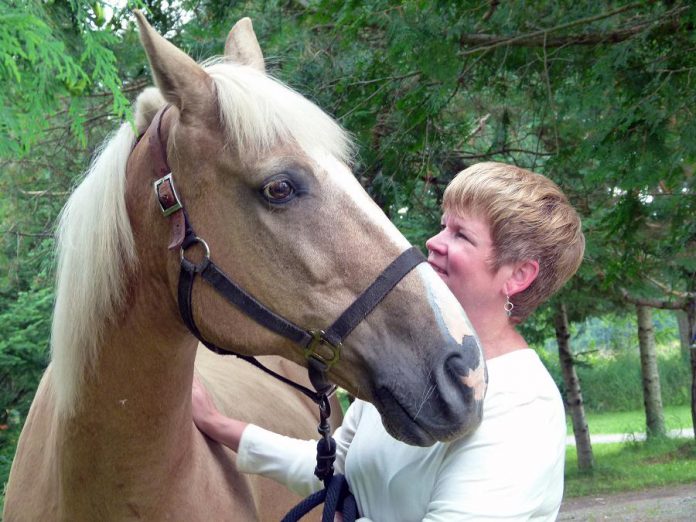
[19,190,70,197]
[86,78,149,97]
[2,230,55,239]
[452,148,555,159]
[481,1,500,23]
[619,287,688,310]
[646,276,696,299]
[458,4,688,54]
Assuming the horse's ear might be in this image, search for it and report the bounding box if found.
[134,10,214,113]
[224,18,265,72]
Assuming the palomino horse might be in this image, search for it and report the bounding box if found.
[3,12,486,522]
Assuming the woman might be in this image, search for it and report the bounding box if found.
[192,161,585,521]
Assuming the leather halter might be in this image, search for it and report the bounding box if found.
[143,105,426,402]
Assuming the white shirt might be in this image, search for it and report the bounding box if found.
[237,349,566,521]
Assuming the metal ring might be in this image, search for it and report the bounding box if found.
[180,237,211,270]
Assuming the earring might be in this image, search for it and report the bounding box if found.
[504,294,514,318]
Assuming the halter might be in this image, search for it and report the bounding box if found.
[143,104,426,408]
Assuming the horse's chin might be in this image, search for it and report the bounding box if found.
[373,389,449,447]
[387,421,438,447]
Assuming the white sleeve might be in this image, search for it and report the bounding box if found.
[236,400,365,498]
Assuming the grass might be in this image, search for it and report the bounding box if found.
[564,437,696,498]
[567,404,692,435]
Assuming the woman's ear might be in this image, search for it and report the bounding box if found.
[506,259,539,297]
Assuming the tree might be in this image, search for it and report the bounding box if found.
[636,304,666,438]
[555,301,594,470]
[0,1,130,157]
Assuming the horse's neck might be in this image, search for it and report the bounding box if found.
[58,278,200,516]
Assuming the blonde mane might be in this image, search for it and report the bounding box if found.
[50,61,353,415]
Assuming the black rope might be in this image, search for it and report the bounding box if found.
[280,395,358,522]
[281,474,357,522]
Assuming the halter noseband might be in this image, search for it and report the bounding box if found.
[144,104,426,404]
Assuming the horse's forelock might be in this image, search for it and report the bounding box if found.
[204,59,355,165]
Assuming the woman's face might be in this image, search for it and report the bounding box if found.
[425,212,510,317]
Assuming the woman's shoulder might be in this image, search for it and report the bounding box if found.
[484,349,562,407]
[487,348,551,381]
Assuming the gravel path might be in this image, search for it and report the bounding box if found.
[557,483,696,521]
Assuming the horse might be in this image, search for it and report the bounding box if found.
[3,12,486,521]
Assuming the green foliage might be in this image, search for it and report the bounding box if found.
[0,286,53,423]
[0,422,21,513]
[0,1,130,156]
[222,1,696,322]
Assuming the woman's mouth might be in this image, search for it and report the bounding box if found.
[428,261,447,276]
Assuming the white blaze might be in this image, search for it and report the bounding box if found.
[419,264,475,344]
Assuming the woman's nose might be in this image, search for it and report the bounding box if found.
[426,231,446,255]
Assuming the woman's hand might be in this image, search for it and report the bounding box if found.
[191,374,220,430]
[191,374,248,452]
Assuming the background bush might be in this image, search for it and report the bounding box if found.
[537,310,690,412]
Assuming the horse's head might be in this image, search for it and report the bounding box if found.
[128,12,486,446]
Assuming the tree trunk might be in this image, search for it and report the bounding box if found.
[554,301,593,470]
[686,298,696,440]
[636,304,666,438]
[677,310,691,355]
[691,342,696,441]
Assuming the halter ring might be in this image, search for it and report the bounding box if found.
[180,237,210,272]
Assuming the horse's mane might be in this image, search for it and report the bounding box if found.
[51,61,354,415]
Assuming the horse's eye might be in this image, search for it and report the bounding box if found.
[262,179,296,203]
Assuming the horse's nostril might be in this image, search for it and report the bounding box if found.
[446,335,482,377]
[446,353,467,378]
[442,334,486,407]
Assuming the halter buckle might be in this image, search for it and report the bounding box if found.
[154,173,183,217]
[305,330,342,369]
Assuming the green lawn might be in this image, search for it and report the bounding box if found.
[567,405,692,435]
[564,438,696,498]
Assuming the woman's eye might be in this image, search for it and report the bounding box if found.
[262,179,295,203]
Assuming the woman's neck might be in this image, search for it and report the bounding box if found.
[470,315,528,360]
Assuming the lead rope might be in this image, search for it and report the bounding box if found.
[281,391,357,522]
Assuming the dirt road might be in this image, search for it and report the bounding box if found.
[557,483,696,521]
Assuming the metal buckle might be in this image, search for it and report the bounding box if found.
[304,330,342,369]
[154,173,183,217]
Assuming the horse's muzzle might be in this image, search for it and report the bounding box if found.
[373,334,487,447]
